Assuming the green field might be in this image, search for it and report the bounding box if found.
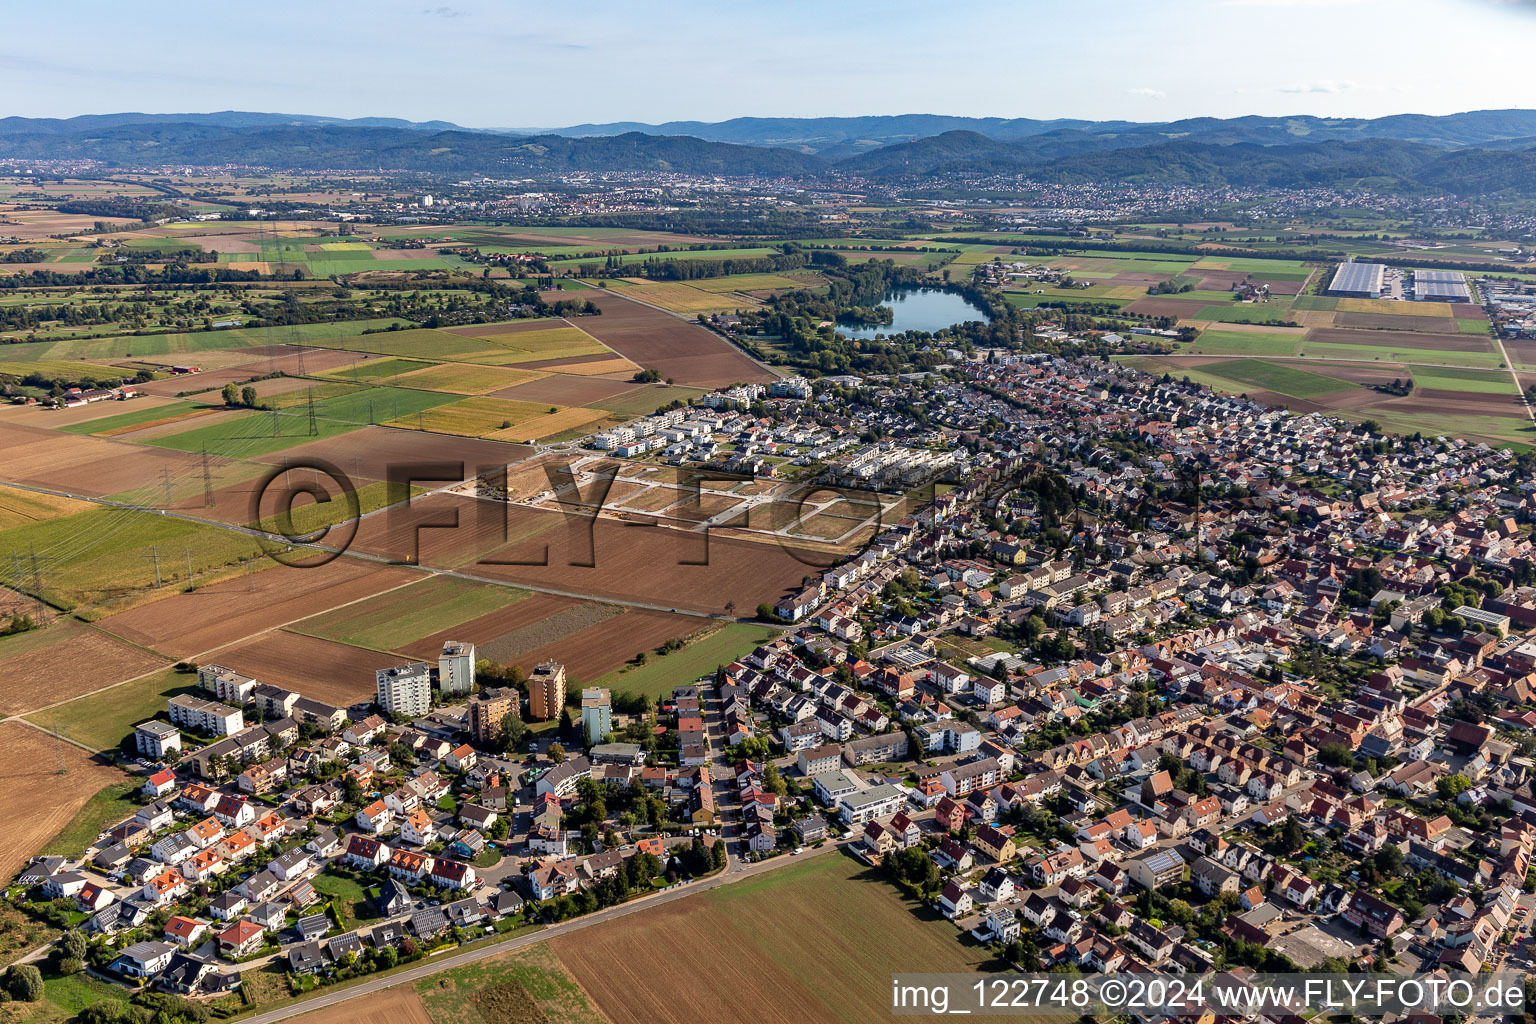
[294,575,528,651]
[41,780,142,857]
[317,356,435,382]
[1186,329,1306,356]
[1410,366,1519,394]
[57,399,216,436]
[590,622,779,695]
[145,386,459,456]
[415,943,605,1024]
[1191,358,1355,399]
[0,507,265,612]
[26,666,201,751]
[0,318,416,364]
[1193,304,1297,324]
[310,871,381,928]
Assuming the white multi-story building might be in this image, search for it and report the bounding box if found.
[198,665,258,705]
[438,641,475,696]
[167,695,244,736]
[135,720,182,758]
[376,663,432,717]
[581,687,612,745]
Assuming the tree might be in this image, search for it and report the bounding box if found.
[499,714,528,754]
[710,837,726,870]
[4,964,43,1002]
[61,929,87,962]
[221,383,239,406]
[1437,774,1471,800]
[375,945,398,969]
[1281,817,1305,855]
[548,743,566,765]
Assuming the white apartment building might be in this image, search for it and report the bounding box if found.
[376,662,432,717]
[439,641,475,696]
[167,695,244,736]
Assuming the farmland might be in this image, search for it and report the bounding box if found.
[414,943,608,1024]
[294,574,529,651]
[26,665,202,752]
[0,723,126,880]
[551,853,1013,1024]
[591,622,780,697]
[0,619,168,715]
[578,290,774,387]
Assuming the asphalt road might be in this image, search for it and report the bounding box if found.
[235,839,841,1024]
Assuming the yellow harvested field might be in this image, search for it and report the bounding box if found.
[549,357,640,377]
[690,274,811,293]
[485,406,610,441]
[472,326,612,364]
[384,363,549,395]
[1337,298,1452,317]
[387,396,608,440]
[0,484,96,530]
[318,242,372,251]
[614,282,761,315]
[1106,285,1146,299]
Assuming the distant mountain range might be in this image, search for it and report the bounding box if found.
[5,109,1536,195]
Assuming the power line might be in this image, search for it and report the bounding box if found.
[142,544,162,588]
[202,445,215,508]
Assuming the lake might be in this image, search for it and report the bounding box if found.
[835,286,990,339]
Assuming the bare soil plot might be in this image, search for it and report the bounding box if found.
[348,492,552,567]
[1107,271,1170,286]
[252,426,532,483]
[468,508,823,614]
[1303,328,1494,353]
[0,620,169,715]
[97,558,419,657]
[464,601,620,665]
[286,986,435,1024]
[1452,303,1485,319]
[0,723,123,882]
[513,609,700,680]
[1125,298,1212,318]
[552,854,1006,1024]
[232,346,366,376]
[1374,388,1527,417]
[134,368,265,397]
[207,629,404,707]
[0,422,215,497]
[578,290,772,388]
[1333,312,1463,334]
[1506,338,1536,368]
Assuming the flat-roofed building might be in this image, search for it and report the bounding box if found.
[168,695,244,736]
[581,688,612,745]
[1414,269,1471,302]
[529,661,566,722]
[375,663,431,718]
[439,641,475,696]
[1329,262,1385,298]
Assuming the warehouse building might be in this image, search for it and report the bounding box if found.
[1328,262,1385,298]
[1413,269,1471,302]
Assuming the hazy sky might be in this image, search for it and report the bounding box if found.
[4,0,1535,129]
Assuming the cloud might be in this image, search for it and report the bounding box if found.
[1127,87,1166,99]
[1278,79,1358,94]
[422,6,465,17]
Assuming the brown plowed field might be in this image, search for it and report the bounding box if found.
[0,621,169,715]
[1107,271,1168,285]
[285,986,434,1024]
[512,609,699,679]
[134,369,264,397]
[1452,303,1485,319]
[1332,312,1462,333]
[1374,388,1527,417]
[97,558,419,657]
[253,427,532,483]
[0,422,215,497]
[1506,339,1536,367]
[0,723,124,880]
[467,508,823,613]
[206,630,402,706]
[400,592,578,661]
[579,290,772,387]
[1125,298,1212,317]
[1304,328,1494,353]
[462,601,619,665]
[232,346,364,375]
[347,492,553,567]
